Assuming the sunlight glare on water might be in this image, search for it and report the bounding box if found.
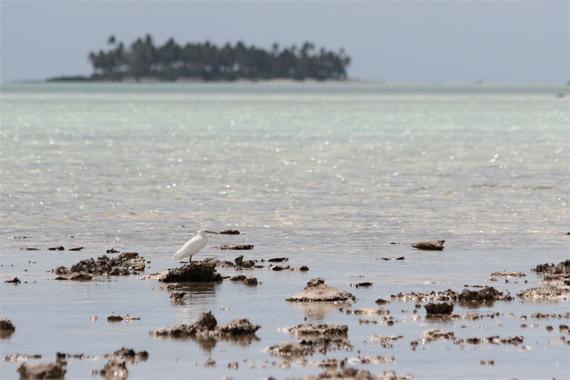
[0,82,568,379]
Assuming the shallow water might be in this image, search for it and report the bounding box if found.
[1,82,569,379]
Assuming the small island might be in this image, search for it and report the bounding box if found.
[51,35,351,82]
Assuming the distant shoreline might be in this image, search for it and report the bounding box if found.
[45,76,362,84]
[2,79,567,87]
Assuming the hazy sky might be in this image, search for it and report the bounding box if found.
[1,1,568,83]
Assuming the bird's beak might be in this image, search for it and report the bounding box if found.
[205,230,220,234]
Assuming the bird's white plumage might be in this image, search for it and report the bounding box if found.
[173,229,217,262]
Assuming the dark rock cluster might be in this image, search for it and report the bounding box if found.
[53,252,146,280]
[150,311,260,340]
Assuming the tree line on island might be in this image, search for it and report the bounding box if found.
[62,34,351,81]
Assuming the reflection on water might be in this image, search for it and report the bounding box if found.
[152,333,260,353]
[193,336,217,352]
[459,299,498,309]
[0,330,15,340]
[290,301,350,322]
[162,282,218,300]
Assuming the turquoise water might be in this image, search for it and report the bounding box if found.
[1,82,569,379]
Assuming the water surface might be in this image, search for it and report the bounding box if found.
[1,82,568,379]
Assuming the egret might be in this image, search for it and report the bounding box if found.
[173,229,220,262]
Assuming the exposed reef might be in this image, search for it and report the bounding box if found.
[287,278,356,302]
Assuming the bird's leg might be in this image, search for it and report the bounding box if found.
[188,256,192,263]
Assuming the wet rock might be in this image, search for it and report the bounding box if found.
[312,357,347,370]
[349,282,373,288]
[484,335,524,345]
[227,361,239,370]
[107,315,140,323]
[464,312,500,321]
[533,260,570,275]
[423,329,455,343]
[20,247,39,251]
[491,270,526,277]
[378,256,405,261]
[106,248,119,254]
[346,307,389,316]
[459,287,512,302]
[215,244,254,250]
[107,315,123,323]
[146,262,222,283]
[518,286,569,301]
[194,311,218,331]
[269,323,353,357]
[288,324,348,337]
[150,311,260,340]
[356,355,396,365]
[90,348,147,378]
[48,246,65,251]
[375,298,390,305]
[411,329,455,349]
[204,358,216,367]
[200,257,237,268]
[287,278,356,302]
[0,319,16,339]
[297,266,310,272]
[371,335,403,348]
[424,302,454,315]
[412,240,444,251]
[527,261,570,296]
[69,247,84,251]
[271,265,290,271]
[234,255,256,268]
[456,334,524,346]
[4,354,42,362]
[391,289,459,303]
[4,277,21,284]
[530,312,558,319]
[100,357,128,379]
[219,318,261,335]
[219,229,240,235]
[230,275,258,286]
[110,347,149,363]
[54,252,146,278]
[479,360,494,366]
[52,266,69,275]
[267,257,288,262]
[17,357,67,379]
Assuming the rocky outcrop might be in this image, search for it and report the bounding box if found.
[424,302,454,315]
[287,278,355,302]
[150,311,260,340]
[17,357,67,379]
[268,323,352,357]
[215,244,254,250]
[53,252,145,280]
[142,262,222,283]
[412,240,445,251]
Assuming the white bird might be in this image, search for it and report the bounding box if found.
[173,229,220,262]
